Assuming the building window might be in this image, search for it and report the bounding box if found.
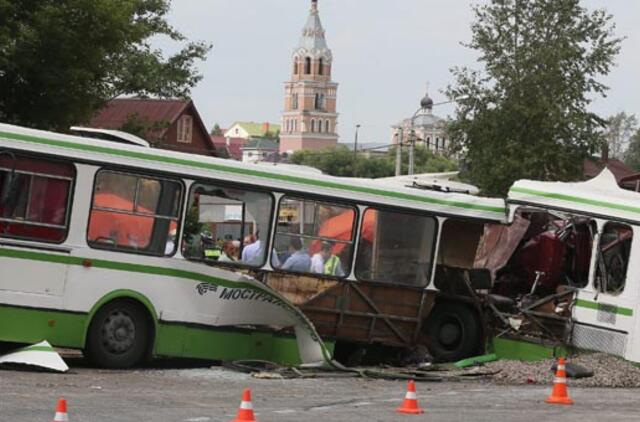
[318,58,323,75]
[272,196,356,277]
[314,94,320,110]
[0,154,74,243]
[305,57,311,74]
[325,120,330,133]
[294,119,298,131]
[87,170,183,256]
[292,94,298,110]
[311,119,316,132]
[177,115,193,144]
[293,61,298,75]
[355,208,436,286]
[595,222,633,295]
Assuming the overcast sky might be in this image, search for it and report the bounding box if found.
[155,0,640,145]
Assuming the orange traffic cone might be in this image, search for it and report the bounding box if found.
[545,357,574,405]
[231,388,258,422]
[52,397,69,421]
[396,380,425,415]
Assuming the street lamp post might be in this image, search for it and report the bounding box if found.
[353,124,361,176]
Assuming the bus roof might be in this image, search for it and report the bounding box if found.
[0,123,507,222]
[509,168,640,224]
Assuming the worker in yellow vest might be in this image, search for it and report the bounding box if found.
[321,242,345,277]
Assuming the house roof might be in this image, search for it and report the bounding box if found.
[242,138,279,150]
[89,98,191,134]
[210,136,245,161]
[228,121,281,137]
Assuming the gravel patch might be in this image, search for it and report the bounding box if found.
[484,353,640,388]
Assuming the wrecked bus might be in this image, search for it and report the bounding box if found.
[0,123,508,367]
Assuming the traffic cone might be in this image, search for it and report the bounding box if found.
[52,397,69,421]
[545,357,574,405]
[231,388,258,422]
[396,380,425,415]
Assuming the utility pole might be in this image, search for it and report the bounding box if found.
[395,129,402,176]
[408,129,415,176]
[353,124,360,176]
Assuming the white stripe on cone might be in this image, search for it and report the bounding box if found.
[54,411,69,421]
[239,401,253,410]
[554,377,567,384]
[558,364,566,371]
[405,392,417,400]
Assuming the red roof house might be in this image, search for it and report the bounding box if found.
[88,98,216,156]
[210,135,245,161]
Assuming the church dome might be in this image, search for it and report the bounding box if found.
[420,93,434,110]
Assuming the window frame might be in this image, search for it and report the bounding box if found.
[354,205,439,288]
[272,194,359,279]
[183,179,276,269]
[177,115,193,144]
[594,221,633,296]
[0,155,76,244]
[86,168,185,257]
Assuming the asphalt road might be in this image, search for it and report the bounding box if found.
[0,361,638,421]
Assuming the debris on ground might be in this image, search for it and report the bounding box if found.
[0,340,69,373]
[483,353,640,388]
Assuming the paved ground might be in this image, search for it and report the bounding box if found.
[0,360,638,421]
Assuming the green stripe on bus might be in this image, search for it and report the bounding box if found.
[0,247,270,291]
[0,247,327,354]
[0,130,506,215]
[575,299,633,316]
[510,186,640,215]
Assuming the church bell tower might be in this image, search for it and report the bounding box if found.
[280,0,339,154]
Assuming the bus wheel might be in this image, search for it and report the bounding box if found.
[423,302,481,362]
[86,299,152,369]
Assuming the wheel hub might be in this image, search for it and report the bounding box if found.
[439,319,463,349]
[102,311,136,354]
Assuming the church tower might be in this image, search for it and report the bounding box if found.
[280,0,339,154]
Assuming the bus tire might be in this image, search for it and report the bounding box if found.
[85,299,152,369]
[423,302,481,362]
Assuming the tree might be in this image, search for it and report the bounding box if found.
[624,129,640,171]
[0,0,211,131]
[603,112,638,160]
[446,0,621,196]
[290,145,457,178]
[210,123,223,136]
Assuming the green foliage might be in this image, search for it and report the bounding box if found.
[289,145,457,178]
[624,130,640,171]
[210,123,223,136]
[446,0,621,196]
[604,112,638,160]
[0,0,211,131]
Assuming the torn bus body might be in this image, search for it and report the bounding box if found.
[259,169,640,365]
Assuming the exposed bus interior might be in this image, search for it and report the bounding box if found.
[477,207,633,346]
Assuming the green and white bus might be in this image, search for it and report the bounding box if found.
[0,123,509,368]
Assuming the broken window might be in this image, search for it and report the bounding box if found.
[87,170,182,256]
[595,222,633,295]
[355,208,436,287]
[183,183,273,266]
[272,197,355,277]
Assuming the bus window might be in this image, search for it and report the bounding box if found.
[355,208,436,286]
[87,170,182,256]
[595,222,633,295]
[182,182,273,267]
[272,197,355,277]
[0,154,74,243]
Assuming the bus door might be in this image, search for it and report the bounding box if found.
[571,220,638,358]
[0,152,75,298]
